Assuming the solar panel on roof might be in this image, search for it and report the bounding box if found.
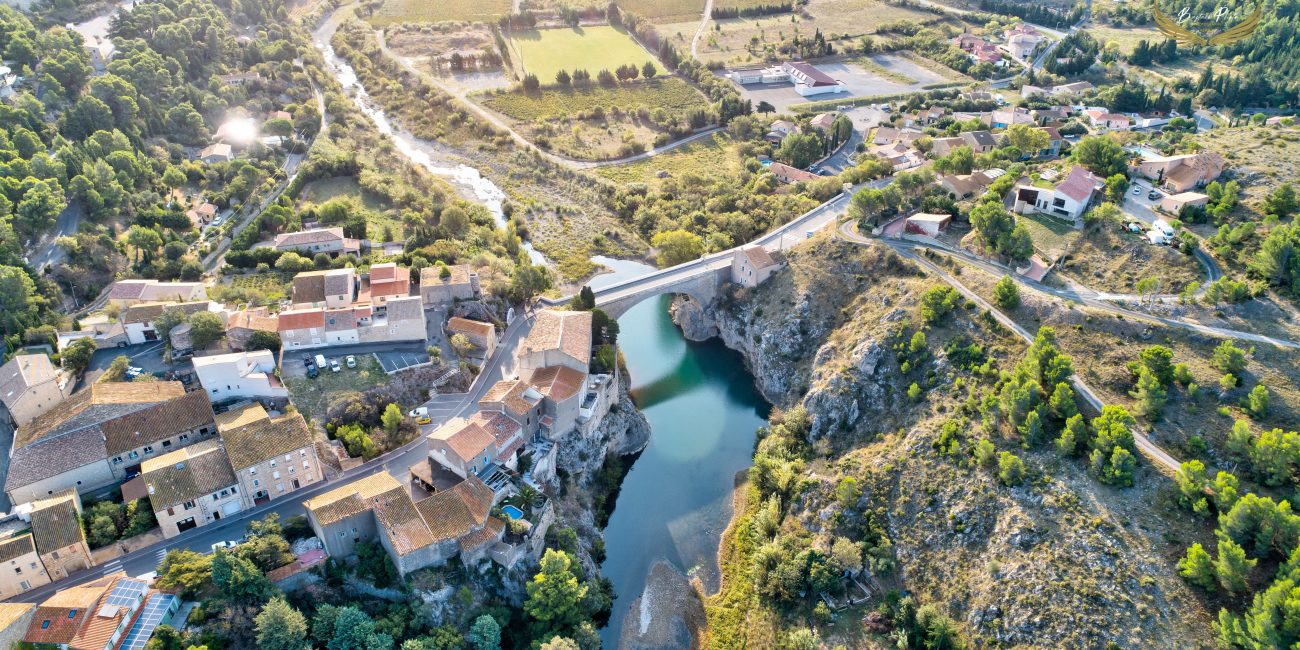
[119,593,180,650]
[104,579,148,607]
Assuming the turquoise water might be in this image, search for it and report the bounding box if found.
[598,293,771,646]
[502,505,524,520]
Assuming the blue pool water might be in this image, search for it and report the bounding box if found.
[502,505,524,520]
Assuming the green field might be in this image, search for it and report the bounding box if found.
[478,77,708,120]
[594,132,742,185]
[509,26,660,82]
[369,0,512,24]
[617,0,704,22]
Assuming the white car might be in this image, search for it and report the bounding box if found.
[1132,186,1142,195]
[345,355,356,368]
[409,406,428,418]
[211,541,238,552]
[329,358,341,372]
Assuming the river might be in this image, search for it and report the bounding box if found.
[311,14,769,648]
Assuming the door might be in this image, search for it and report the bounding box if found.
[176,517,197,533]
[222,500,242,516]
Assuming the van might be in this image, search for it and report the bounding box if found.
[409,406,428,418]
[314,354,327,369]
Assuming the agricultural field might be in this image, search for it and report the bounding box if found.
[593,132,743,186]
[507,26,661,82]
[533,0,705,23]
[684,0,951,66]
[477,78,710,160]
[368,0,513,25]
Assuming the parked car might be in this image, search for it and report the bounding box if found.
[1132,186,1142,195]
[306,365,318,379]
[211,541,238,552]
[416,416,432,425]
[125,366,144,378]
[345,355,356,368]
[315,354,327,368]
[409,406,428,418]
[1148,190,1160,200]
[302,354,314,368]
[329,358,341,372]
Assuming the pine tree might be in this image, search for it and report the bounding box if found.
[256,598,310,650]
[1178,543,1217,591]
[1215,536,1257,594]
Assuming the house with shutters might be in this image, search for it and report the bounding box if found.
[5,382,216,505]
[121,301,217,346]
[0,353,72,429]
[106,280,207,308]
[191,349,288,405]
[142,439,243,539]
[273,227,361,256]
[22,574,179,650]
[447,317,497,359]
[1010,165,1104,226]
[0,532,49,600]
[291,268,356,308]
[731,245,786,288]
[215,402,321,507]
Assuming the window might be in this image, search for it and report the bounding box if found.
[180,433,190,442]
[19,580,29,590]
[183,501,195,510]
[29,562,36,569]
[128,451,140,460]
[285,454,292,461]
[14,567,20,575]
[143,446,154,454]
[199,427,209,435]
[250,467,257,475]
[303,461,310,469]
[253,479,260,487]
[113,457,123,464]
[273,471,280,480]
[51,551,59,560]
[276,483,284,492]
[162,440,172,448]
[300,450,307,457]
[270,460,276,468]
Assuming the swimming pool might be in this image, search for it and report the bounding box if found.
[502,505,524,520]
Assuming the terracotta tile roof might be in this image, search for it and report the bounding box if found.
[471,412,522,447]
[769,162,819,183]
[324,308,357,332]
[100,389,215,456]
[291,273,326,305]
[199,143,232,159]
[227,307,278,333]
[414,476,493,541]
[527,365,586,403]
[741,245,777,269]
[457,516,504,553]
[25,576,114,646]
[447,317,494,340]
[277,309,325,332]
[522,310,591,366]
[16,381,188,447]
[1056,165,1104,203]
[275,227,345,248]
[305,473,401,526]
[369,264,410,300]
[0,533,35,563]
[419,264,473,287]
[29,490,85,554]
[429,418,495,464]
[480,380,541,418]
[0,353,59,409]
[6,426,109,493]
[106,280,149,301]
[218,407,314,471]
[141,440,237,509]
[372,487,434,556]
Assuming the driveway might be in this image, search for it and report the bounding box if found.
[80,343,178,388]
[29,201,84,272]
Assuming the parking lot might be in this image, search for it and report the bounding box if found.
[375,350,430,373]
[726,55,955,113]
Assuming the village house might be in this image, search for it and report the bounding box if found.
[185,202,218,227]
[961,130,1000,154]
[766,119,799,144]
[359,296,426,344]
[871,141,925,171]
[366,263,413,309]
[5,382,216,505]
[106,280,207,308]
[478,379,545,440]
[197,143,233,164]
[1084,109,1132,131]
[1134,150,1225,192]
[939,171,998,199]
[519,310,591,375]
[952,32,1002,64]
[420,264,480,306]
[872,126,899,145]
[216,403,321,507]
[902,106,947,128]
[0,533,49,600]
[428,416,515,479]
[292,268,356,308]
[1021,81,1094,99]
[224,307,279,351]
[121,301,216,346]
[27,489,93,581]
[769,162,819,184]
[731,245,786,288]
[191,349,288,405]
[305,472,501,577]
[84,37,115,72]
[274,227,361,257]
[447,317,497,359]
[23,574,179,650]
[142,440,243,538]
[929,136,967,157]
[808,112,838,131]
[1036,126,1065,157]
[0,603,35,648]
[0,353,72,429]
[1160,191,1211,214]
[1002,23,1044,60]
[1011,165,1104,226]
[987,107,1035,129]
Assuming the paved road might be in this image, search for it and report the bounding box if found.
[5,304,539,603]
[837,221,1183,475]
[29,202,84,272]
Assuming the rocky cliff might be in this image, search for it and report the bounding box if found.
[682,235,1213,649]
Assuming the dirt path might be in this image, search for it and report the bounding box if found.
[374,28,724,171]
[691,0,714,59]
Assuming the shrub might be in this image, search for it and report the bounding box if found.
[997,452,1025,486]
